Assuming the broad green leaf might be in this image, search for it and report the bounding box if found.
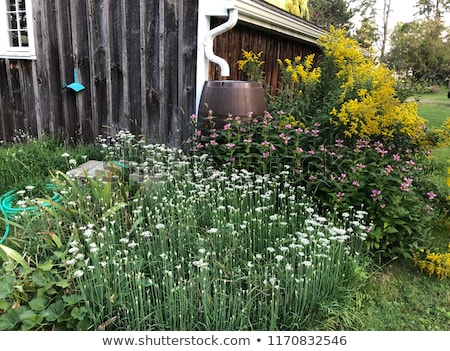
[19,309,44,330]
[71,306,88,320]
[42,300,65,322]
[31,270,54,288]
[0,299,11,311]
[29,296,48,311]
[0,308,19,330]
[0,244,30,271]
[55,279,70,288]
[0,275,15,299]
[63,293,83,306]
[37,260,54,271]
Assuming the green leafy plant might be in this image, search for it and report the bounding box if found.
[0,240,89,330]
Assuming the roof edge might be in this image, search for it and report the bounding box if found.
[234,0,325,45]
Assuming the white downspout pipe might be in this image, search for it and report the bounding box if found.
[203,8,239,77]
[196,0,238,117]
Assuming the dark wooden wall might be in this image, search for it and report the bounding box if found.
[0,0,198,145]
[211,19,322,96]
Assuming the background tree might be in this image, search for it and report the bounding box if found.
[387,19,450,87]
[415,0,450,20]
[379,0,392,62]
[352,0,380,54]
[308,0,354,31]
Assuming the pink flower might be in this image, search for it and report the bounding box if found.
[400,177,413,192]
[393,154,400,161]
[384,164,394,175]
[223,123,232,131]
[427,192,437,200]
[371,189,382,201]
[226,143,235,149]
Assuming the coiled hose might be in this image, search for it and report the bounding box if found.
[0,184,62,244]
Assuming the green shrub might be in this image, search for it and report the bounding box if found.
[189,28,446,259]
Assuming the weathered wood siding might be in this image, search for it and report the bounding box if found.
[0,0,198,145]
[211,19,322,96]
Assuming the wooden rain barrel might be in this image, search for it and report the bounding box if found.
[197,80,266,130]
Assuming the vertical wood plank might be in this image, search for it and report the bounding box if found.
[70,0,93,142]
[179,0,198,144]
[88,0,108,138]
[107,0,125,132]
[125,0,142,136]
[18,61,37,135]
[144,0,161,142]
[0,60,13,141]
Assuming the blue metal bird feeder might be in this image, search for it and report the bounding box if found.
[64,68,85,93]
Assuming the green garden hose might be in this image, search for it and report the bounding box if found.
[0,184,62,244]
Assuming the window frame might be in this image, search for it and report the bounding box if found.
[0,0,36,60]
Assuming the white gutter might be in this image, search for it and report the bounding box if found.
[234,0,324,45]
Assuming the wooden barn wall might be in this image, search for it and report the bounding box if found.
[210,19,322,96]
[0,0,198,145]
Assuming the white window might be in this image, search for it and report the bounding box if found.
[0,0,35,59]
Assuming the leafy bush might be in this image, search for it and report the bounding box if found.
[189,28,446,259]
[0,237,89,330]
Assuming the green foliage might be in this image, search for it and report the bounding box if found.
[387,19,450,86]
[0,134,103,195]
[0,243,89,330]
[308,0,354,31]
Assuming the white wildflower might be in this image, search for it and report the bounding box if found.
[160,253,168,260]
[68,247,79,254]
[73,270,84,278]
[65,259,77,266]
[75,253,85,261]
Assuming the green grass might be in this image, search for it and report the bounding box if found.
[354,259,450,330]
[414,87,450,128]
[0,136,103,195]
